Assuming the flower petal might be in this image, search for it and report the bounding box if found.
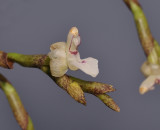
[66,27,81,70]
[48,42,68,77]
[68,53,99,77]
[73,57,99,77]
[67,27,79,47]
[141,61,160,77]
[66,27,80,52]
[139,75,160,94]
[65,27,99,77]
[141,61,152,77]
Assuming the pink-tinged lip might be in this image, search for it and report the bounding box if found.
[155,79,160,84]
[77,34,81,47]
[81,60,86,63]
[70,51,78,55]
[69,35,81,55]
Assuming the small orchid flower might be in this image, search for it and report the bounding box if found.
[140,61,160,94]
[48,27,99,77]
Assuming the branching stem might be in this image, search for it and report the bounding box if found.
[0,51,120,112]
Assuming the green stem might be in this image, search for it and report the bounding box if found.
[7,53,49,68]
[124,0,160,64]
[0,74,34,130]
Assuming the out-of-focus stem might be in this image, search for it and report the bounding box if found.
[124,0,160,64]
[27,117,34,130]
[124,0,154,56]
[0,74,34,130]
[124,0,160,95]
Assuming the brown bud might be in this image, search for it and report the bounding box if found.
[80,81,115,94]
[67,82,86,105]
[96,94,120,112]
[70,76,115,94]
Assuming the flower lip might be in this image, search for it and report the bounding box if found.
[69,35,81,55]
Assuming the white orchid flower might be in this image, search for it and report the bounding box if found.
[48,27,99,77]
[140,61,160,94]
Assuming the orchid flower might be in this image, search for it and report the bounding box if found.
[139,61,160,94]
[48,27,99,77]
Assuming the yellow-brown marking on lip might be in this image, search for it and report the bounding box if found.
[69,27,78,36]
[139,87,148,95]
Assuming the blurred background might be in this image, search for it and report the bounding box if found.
[0,0,160,129]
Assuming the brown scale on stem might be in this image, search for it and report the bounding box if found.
[0,51,13,69]
[124,0,141,9]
